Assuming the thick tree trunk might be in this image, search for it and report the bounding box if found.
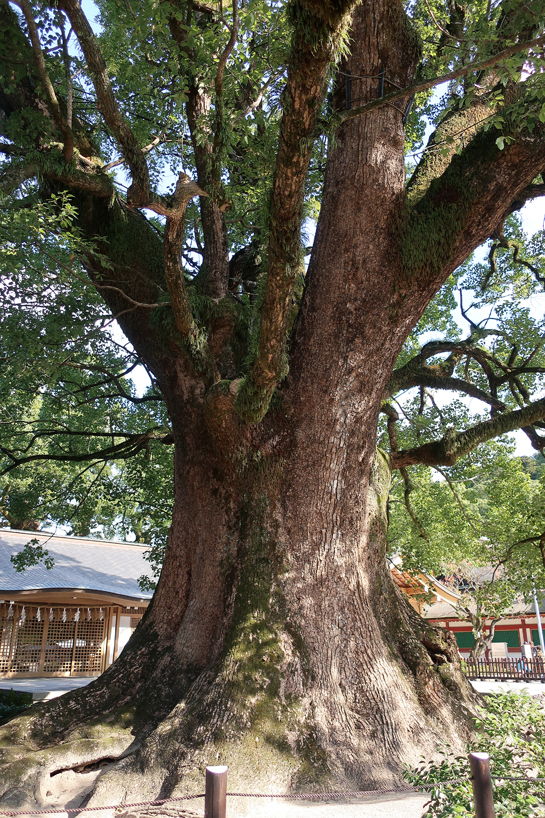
[0,392,477,809]
[0,0,488,809]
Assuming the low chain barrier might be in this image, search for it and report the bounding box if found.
[0,757,543,818]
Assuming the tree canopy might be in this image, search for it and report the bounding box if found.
[2,0,545,803]
[2,0,545,672]
[1,0,545,550]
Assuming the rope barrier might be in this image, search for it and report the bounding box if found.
[0,779,469,816]
[0,796,205,817]
[221,775,545,796]
[226,779,469,798]
[0,773,543,815]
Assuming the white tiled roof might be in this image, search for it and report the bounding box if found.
[0,529,154,601]
[424,597,545,620]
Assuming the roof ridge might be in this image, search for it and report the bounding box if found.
[0,528,149,550]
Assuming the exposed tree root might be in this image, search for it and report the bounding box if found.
[0,457,480,811]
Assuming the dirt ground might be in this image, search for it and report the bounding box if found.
[107,792,430,818]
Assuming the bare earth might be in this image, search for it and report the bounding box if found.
[83,794,430,818]
[222,792,429,817]
[37,785,429,818]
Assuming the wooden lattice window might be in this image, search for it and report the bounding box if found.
[73,619,105,673]
[10,616,45,674]
[0,604,115,675]
[0,618,14,673]
[43,619,77,674]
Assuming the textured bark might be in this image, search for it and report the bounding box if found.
[0,2,478,808]
[0,437,476,809]
[3,0,545,808]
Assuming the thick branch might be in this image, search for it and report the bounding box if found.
[390,397,545,469]
[506,182,545,216]
[0,160,38,194]
[398,92,545,299]
[236,0,359,423]
[59,0,151,205]
[162,173,207,338]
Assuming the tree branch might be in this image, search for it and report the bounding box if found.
[386,338,508,411]
[215,0,238,100]
[0,430,172,476]
[401,466,430,542]
[162,173,207,339]
[59,0,151,206]
[433,466,479,532]
[236,0,359,423]
[390,397,545,469]
[336,35,545,128]
[389,370,506,411]
[14,0,74,159]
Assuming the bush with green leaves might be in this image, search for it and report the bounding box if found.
[0,689,32,726]
[405,693,545,817]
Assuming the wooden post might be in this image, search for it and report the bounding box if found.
[112,607,121,662]
[100,608,110,673]
[70,620,78,675]
[38,615,49,674]
[470,752,495,818]
[6,613,18,674]
[205,765,227,818]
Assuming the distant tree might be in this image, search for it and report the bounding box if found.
[388,442,545,593]
[520,453,545,480]
[446,565,518,659]
[389,443,545,659]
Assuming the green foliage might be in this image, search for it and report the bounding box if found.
[10,539,54,572]
[1,0,545,599]
[0,689,32,726]
[406,693,545,817]
[0,189,174,573]
[388,445,545,588]
[407,0,545,159]
[386,207,545,600]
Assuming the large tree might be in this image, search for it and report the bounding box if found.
[1,0,545,807]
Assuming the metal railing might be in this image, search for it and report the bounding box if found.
[464,656,545,682]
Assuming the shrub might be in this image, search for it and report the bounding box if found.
[405,692,545,817]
